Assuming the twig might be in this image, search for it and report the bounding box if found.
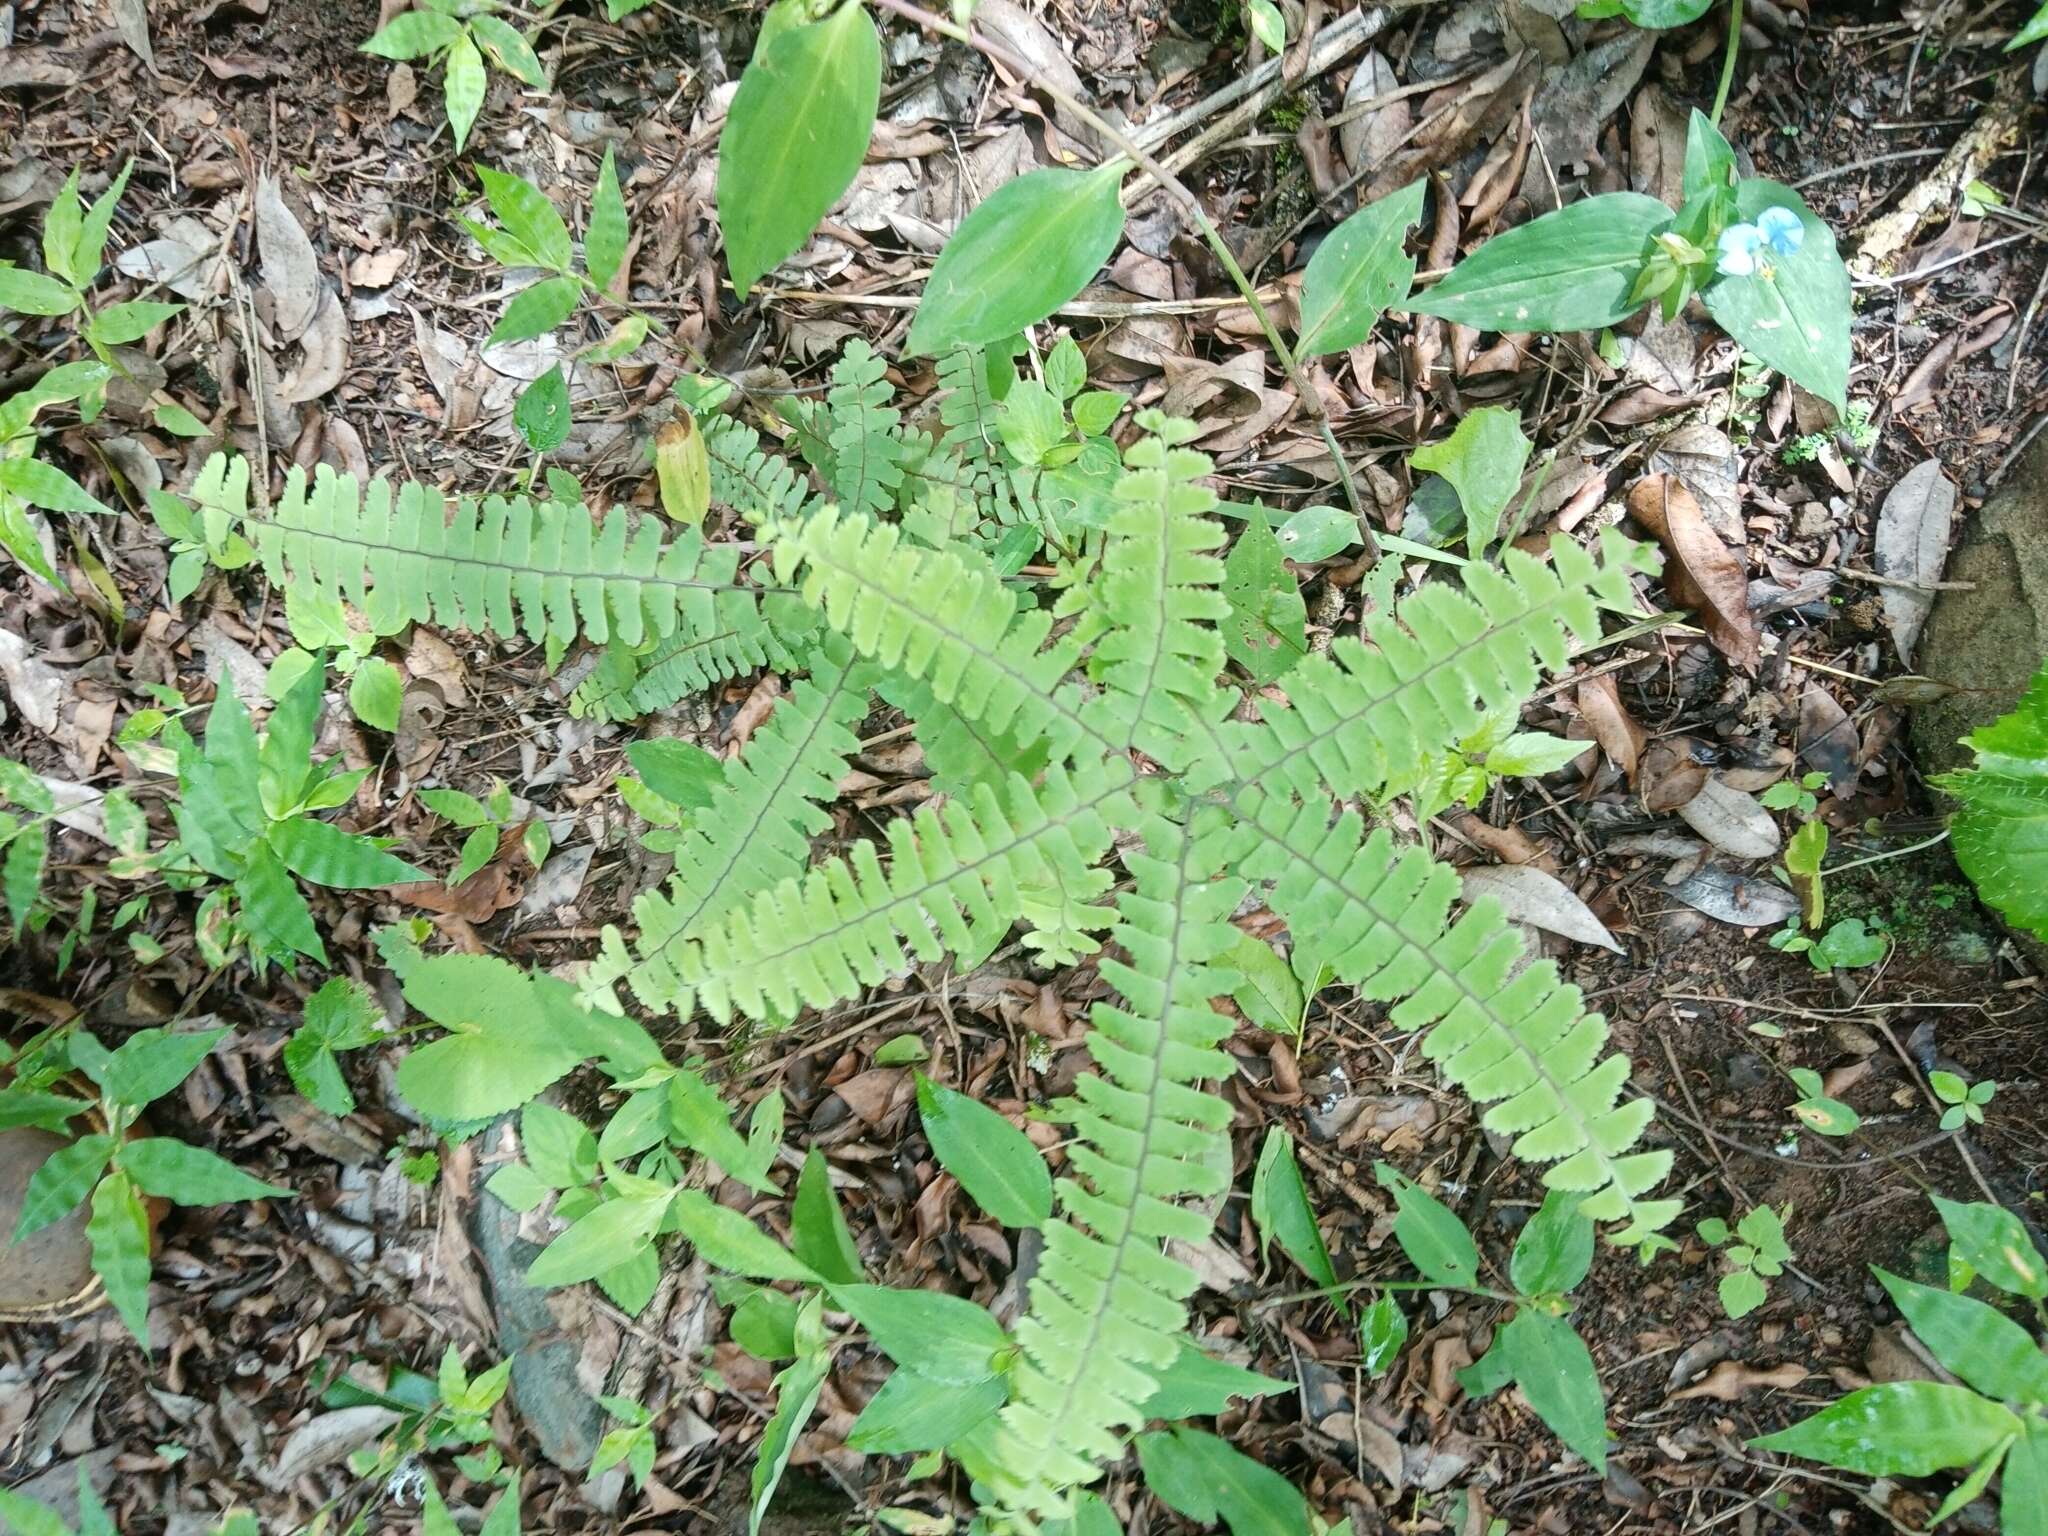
[862,0,1382,556]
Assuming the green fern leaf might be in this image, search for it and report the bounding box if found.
[605,636,875,997]
[1235,794,1679,1247]
[878,670,1050,796]
[705,414,819,525]
[767,507,1105,767]
[1193,530,1655,802]
[991,808,1244,1521]
[788,339,905,516]
[249,462,748,650]
[606,760,1132,1021]
[569,600,808,722]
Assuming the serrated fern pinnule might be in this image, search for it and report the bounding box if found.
[990,809,1245,1523]
[1233,794,1680,1245]
[705,413,818,525]
[249,463,747,650]
[603,760,1133,1021]
[569,596,811,722]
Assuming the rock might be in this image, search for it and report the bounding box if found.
[0,1128,99,1319]
[1912,431,2048,966]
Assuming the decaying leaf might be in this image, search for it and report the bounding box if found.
[1668,1360,1807,1403]
[255,173,322,342]
[1461,864,1621,953]
[1627,474,1762,671]
[1667,865,1801,928]
[1674,776,1781,860]
[1576,673,1644,783]
[1871,458,1956,664]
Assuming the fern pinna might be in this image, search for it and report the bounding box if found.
[212,345,1673,1526]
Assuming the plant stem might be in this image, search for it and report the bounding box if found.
[1820,826,1950,878]
[1711,0,1745,127]
[861,0,1378,556]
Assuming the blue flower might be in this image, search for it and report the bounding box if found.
[1755,204,1805,256]
[1717,222,1763,277]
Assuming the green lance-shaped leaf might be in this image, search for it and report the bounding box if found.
[908,165,1127,356]
[718,2,882,294]
[1407,192,1674,333]
[120,1138,291,1204]
[915,1073,1053,1230]
[88,1170,155,1343]
[1752,1380,2021,1476]
[1296,179,1425,357]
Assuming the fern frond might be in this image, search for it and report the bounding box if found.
[251,465,744,650]
[605,760,1133,1021]
[991,807,1244,1522]
[1080,423,1229,760]
[766,508,1107,767]
[790,339,906,516]
[877,671,1050,797]
[1235,793,1679,1247]
[705,414,818,525]
[569,597,810,722]
[606,636,875,984]
[935,346,1006,468]
[1191,530,1655,802]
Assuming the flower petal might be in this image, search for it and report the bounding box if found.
[1756,205,1805,255]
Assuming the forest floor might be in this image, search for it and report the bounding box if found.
[3,0,2048,1533]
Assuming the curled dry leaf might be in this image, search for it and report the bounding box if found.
[1461,864,1622,953]
[280,288,349,403]
[255,172,322,341]
[1871,458,1956,665]
[1639,736,1709,814]
[1796,686,1860,791]
[1627,473,1762,671]
[1576,673,1644,783]
[1674,776,1781,860]
[1667,1360,1807,1403]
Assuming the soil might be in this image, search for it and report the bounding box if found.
[1,0,2046,1533]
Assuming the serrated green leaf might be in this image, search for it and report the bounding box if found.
[88,1170,154,1343]
[1936,659,2048,942]
[14,1131,114,1239]
[719,3,881,294]
[914,1073,1052,1230]
[1752,1381,2019,1475]
[1720,1268,1768,1319]
[908,165,1126,355]
[119,1137,291,1204]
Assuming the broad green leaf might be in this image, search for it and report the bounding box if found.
[847,1368,1008,1453]
[469,14,546,88]
[44,168,85,286]
[1932,1436,2016,1529]
[0,497,65,588]
[2004,1423,2048,1536]
[396,1019,582,1125]
[1874,1269,2048,1406]
[1935,1196,2048,1300]
[443,32,487,153]
[914,1073,1053,1229]
[1296,180,1424,357]
[654,410,710,525]
[488,274,580,346]
[269,816,423,888]
[526,1190,672,1287]
[1409,406,1530,554]
[1245,0,1285,48]
[1360,1293,1408,1378]
[1222,506,1307,684]
[1487,731,1592,779]
[1274,503,1355,563]
[831,1283,1008,1384]
[1374,1162,1479,1287]
[419,788,491,827]
[2011,1,2048,48]
[718,3,882,293]
[1510,1189,1594,1296]
[486,1162,554,1212]
[667,1069,777,1193]
[362,10,464,58]
[750,1305,829,1536]
[479,166,576,267]
[907,165,1127,356]
[1619,0,1714,23]
[1409,193,1673,332]
[1043,1492,1123,1536]
[624,739,723,810]
[3,822,44,934]
[1250,1128,1338,1293]
[0,1086,89,1133]
[97,1025,229,1108]
[1138,1426,1306,1536]
[119,1138,290,1204]
[88,1171,154,1343]
[1720,1269,1768,1319]
[1751,1381,2020,1475]
[791,1147,863,1285]
[1935,659,2048,942]
[285,975,383,1115]
[88,300,183,346]
[0,266,82,316]
[259,651,323,811]
[587,145,629,293]
[1500,1308,1608,1472]
[670,1189,818,1283]
[521,1102,598,1189]
[154,400,209,436]
[348,656,403,732]
[14,1131,114,1239]
[598,1243,661,1314]
[514,366,572,454]
[1791,1096,1860,1136]
[0,456,111,515]
[731,1285,801,1360]
[0,1487,71,1536]
[1227,931,1304,1036]
[1134,1340,1291,1421]
[235,843,326,963]
[1701,181,1852,413]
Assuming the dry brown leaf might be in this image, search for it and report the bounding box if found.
[1871,458,1956,665]
[1639,736,1709,814]
[1675,776,1781,860]
[1627,473,1761,670]
[281,287,348,403]
[1576,673,1644,783]
[1461,864,1621,953]
[255,173,321,341]
[1668,1360,1806,1402]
